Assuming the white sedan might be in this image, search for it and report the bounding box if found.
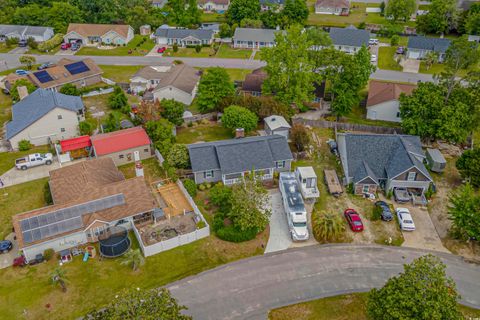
[396,208,416,231]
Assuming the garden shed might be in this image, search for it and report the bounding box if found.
[426,148,446,173]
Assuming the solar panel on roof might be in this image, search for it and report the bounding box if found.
[65,61,90,75]
[34,70,53,83]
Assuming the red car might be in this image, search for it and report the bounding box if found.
[344,209,364,232]
[157,47,166,54]
[61,43,71,50]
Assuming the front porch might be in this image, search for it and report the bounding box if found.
[222,168,274,186]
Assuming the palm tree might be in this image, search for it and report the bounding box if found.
[51,267,67,292]
[313,211,345,242]
[121,249,145,271]
[424,51,439,70]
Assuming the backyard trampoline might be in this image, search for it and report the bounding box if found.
[99,227,131,258]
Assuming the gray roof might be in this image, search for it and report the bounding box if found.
[340,133,431,184]
[6,89,84,140]
[0,24,52,37]
[407,36,451,53]
[264,115,291,131]
[329,26,370,47]
[233,28,280,43]
[280,172,306,213]
[188,135,293,174]
[154,28,214,41]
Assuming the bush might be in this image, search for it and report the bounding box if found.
[371,205,383,221]
[221,105,258,132]
[43,248,55,261]
[18,139,32,151]
[195,45,202,53]
[27,37,38,50]
[173,43,179,53]
[166,144,190,169]
[6,37,19,47]
[79,120,95,136]
[206,183,212,189]
[209,183,233,212]
[187,121,193,127]
[196,220,206,229]
[183,179,197,197]
[199,184,206,191]
[38,33,64,52]
[213,213,257,242]
[44,180,53,205]
[346,183,354,194]
[390,35,400,46]
[59,83,81,96]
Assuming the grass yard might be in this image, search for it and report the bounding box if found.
[165,46,216,58]
[215,45,252,59]
[0,91,12,132]
[378,46,402,71]
[307,2,369,27]
[419,61,446,75]
[99,65,144,83]
[268,293,480,320]
[201,12,226,23]
[77,35,155,56]
[224,68,251,81]
[0,44,10,53]
[0,145,50,176]
[377,36,408,46]
[176,122,233,144]
[0,178,48,239]
[118,158,165,183]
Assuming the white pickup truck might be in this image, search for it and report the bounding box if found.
[15,153,53,170]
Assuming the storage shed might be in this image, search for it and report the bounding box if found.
[264,115,291,138]
[426,148,446,173]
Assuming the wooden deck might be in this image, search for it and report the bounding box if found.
[156,182,193,217]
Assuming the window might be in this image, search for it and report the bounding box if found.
[144,148,149,152]
[276,160,286,168]
[119,154,124,159]
[204,170,214,178]
[396,112,401,118]
[57,115,62,120]
[60,128,65,132]
[362,185,370,193]
[407,171,417,181]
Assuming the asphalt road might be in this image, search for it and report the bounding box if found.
[0,53,434,84]
[167,244,480,320]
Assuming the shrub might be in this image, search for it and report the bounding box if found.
[290,123,310,152]
[195,45,202,53]
[196,220,206,229]
[187,121,193,127]
[183,179,197,197]
[59,83,81,96]
[213,213,257,242]
[38,33,64,52]
[209,183,233,212]
[312,211,345,243]
[221,105,258,132]
[166,144,190,169]
[18,139,32,151]
[173,43,179,53]
[386,189,393,200]
[27,37,38,50]
[6,37,19,47]
[160,99,185,126]
[346,183,354,194]
[79,120,95,136]
[199,184,206,191]
[206,183,212,189]
[44,180,53,205]
[43,248,55,261]
[390,35,400,46]
[371,205,383,221]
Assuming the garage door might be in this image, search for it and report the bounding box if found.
[408,51,420,59]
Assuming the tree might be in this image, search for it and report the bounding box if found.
[390,34,400,46]
[282,0,309,26]
[448,183,480,240]
[108,86,129,112]
[160,99,185,126]
[197,67,235,113]
[183,179,197,197]
[456,148,480,187]
[240,18,263,28]
[219,23,233,38]
[464,4,480,35]
[47,1,84,33]
[260,8,283,29]
[166,144,190,169]
[386,0,416,21]
[416,0,459,34]
[290,123,311,152]
[219,95,294,120]
[262,24,315,108]
[19,55,36,70]
[312,211,345,242]
[84,288,191,319]
[26,37,38,50]
[226,0,260,24]
[165,0,201,27]
[103,111,122,133]
[221,105,258,132]
[10,79,36,102]
[367,254,462,320]
[145,119,176,155]
[121,249,145,271]
[59,83,81,96]
[51,267,68,293]
[79,121,95,136]
[209,183,233,212]
[424,51,439,70]
[229,174,271,232]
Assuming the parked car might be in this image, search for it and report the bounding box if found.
[28,253,45,265]
[18,39,27,47]
[60,42,71,50]
[374,201,393,221]
[370,54,377,63]
[15,153,53,170]
[396,46,405,54]
[0,240,13,253]
[326,139,338,156]
[38,62,55,70]
[71,43,80,51]
[344,209,364,232]
[396,208,415,231]
[15,69,29,76]
[369,39,379,46]
[394,187,411,203]
[13,256,26,267]
[157,46,166,53]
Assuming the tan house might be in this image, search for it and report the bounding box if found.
[152,63,201,105]
[64,23,134,46]
[129,65,173,94]
[28,58,103,91]
[366,81,416,123]
[315,0,350,15]
[91,127,153,166]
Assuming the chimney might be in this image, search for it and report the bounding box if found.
[17,86,29,100]
[235,128,245,139]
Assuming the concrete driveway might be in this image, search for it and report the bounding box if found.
[401,58,420,74]
[168,244,480,320]
[0,233,19,269]
[265,190,292,253]
[8,47,28,54]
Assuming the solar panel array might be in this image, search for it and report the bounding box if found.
[65,61,90,75]
[20,194,125,244]
[34,70,53,84]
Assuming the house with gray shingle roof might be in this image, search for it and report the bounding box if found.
[6,89,85,149]
[406,36,451,62]
[154,28,214,47]
[336,133,432,195]
[188,135,293,185]
[329,26,370,54]
[233,28,280,49]
[0,24,54,42]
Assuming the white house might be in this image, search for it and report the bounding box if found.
[154,28,214,47]
[152,63,201,105]
[6,89,85,149]
[315,0,350,15]
[233,28,279,49]
[64,23,134,46]
[329,26,370,54]
[264,115,291,138]
[129,65,173,94]
[366,80,416,123]
[198,0,229,12]
[0,25,54,42]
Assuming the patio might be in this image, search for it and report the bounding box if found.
[137,212,197,246]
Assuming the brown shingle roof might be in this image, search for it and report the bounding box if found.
[154,63,200,94]
[132,66,170,81]
[367,80,416,107]
[315,0,350,8]
[27,58,103,89]
[66,23,131,39]
[242,68,267,93]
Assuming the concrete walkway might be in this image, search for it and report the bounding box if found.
[168,244,480,320]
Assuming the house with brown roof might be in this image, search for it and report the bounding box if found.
[366,80,416,123]
[152,63,201,105]
[129,65,174,93]
[315,0,350,15]
[27,58,103,91]
[241,68,267,96]
[198,0,229,12]
[64,23,134,46]
[12,158,158,262]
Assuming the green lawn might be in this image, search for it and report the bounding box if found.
[165,46,216,58]
[216,45,252,59]
[0,145,50,176]
[268,293,480,320]
[378,46,402,71]
[419,61,446,74]
[0,44,11,53]
[224,68,251,81]
[99,65,144,83]
[0,91,12,131]
[176,123,233,144]
[77,35,155,56]
[377,36,408,46]
[201,12,226,23]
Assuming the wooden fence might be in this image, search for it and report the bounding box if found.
[292,118,403,134]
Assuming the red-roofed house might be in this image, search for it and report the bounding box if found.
[91,127,153,165]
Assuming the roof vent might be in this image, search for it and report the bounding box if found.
[271,117,276,121]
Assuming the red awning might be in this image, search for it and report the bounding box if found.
[60,136,92,152]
